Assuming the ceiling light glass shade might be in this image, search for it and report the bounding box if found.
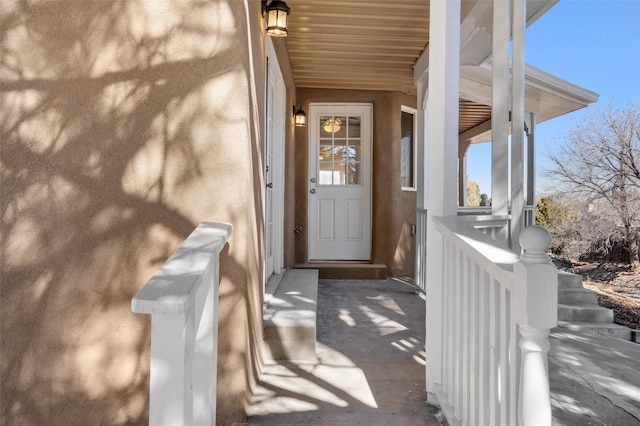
[323,118,341,133]
[265,1,290,37]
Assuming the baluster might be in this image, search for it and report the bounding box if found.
[499,285,508,424]
[454,248,463,419]
[443,239,452,395]
[479,271,490,425]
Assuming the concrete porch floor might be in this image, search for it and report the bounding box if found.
[244,279,640,425]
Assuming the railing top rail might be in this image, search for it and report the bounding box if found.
[433,215,520,284]
[456,206,494,215]
[132,222,232,316]
[456,205,535,213]
[462,214,510,229]
[462,214,510,222]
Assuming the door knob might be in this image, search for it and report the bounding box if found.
[310,178,316,183]
[266,182,273,188]
[310,188,316,194]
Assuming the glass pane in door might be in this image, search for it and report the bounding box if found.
[317,115,362,186]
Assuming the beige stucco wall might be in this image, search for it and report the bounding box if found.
[1,1,265,425]
[294,89,417,276]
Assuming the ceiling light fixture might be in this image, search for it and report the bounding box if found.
[323,118,341,134]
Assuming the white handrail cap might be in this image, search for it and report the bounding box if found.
[520,225,551,253]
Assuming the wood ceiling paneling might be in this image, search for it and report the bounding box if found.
[459,99,492,134]
[284,0,492,134]
[285,0,430,94]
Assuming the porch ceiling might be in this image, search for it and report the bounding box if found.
[283,0,593,138]
[285,0,492,134]
[285,0,430,95]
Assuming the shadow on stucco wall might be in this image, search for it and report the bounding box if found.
[1,1,263,424]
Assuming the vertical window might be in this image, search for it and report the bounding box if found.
[401,106,417,190]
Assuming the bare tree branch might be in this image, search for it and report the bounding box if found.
[544,104,640,270]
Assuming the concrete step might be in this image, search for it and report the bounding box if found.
[558,287,598,305]
[263,272,284,313]
[263,269,318,362]
[555,271,637,344]
[558,303,614,323]
[558,271,584,289]
[294,263,387,280]
[556,322,633,341]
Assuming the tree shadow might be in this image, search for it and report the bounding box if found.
[549,329,640,425]
[246,279,439,425]
[1,1,261,424]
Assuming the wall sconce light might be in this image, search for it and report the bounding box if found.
[293,106,306,127]
[264,0,291,37]
[323,118,341,133]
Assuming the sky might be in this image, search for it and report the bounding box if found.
[465,0,640,198]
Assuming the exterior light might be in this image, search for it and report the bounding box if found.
[264,0,290,37]
[293,106,306,127]
[323,118,341,133]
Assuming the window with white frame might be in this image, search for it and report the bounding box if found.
[401,106,417,190]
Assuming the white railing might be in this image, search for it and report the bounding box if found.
[132,222,232,426]
[464,214,510,241]
[415,208,429,292]
[429,215,557,426]
[456,205,536,243]
[458,205,536,224]
[416,206,537,291]
[523,204,536,227]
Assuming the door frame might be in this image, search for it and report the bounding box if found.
[265,37,285,279]
[307,102,373,261]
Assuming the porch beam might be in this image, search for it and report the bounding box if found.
[458,118,492,143]
[414,48,429,87]
[425,0,461,403]
[459,77,493,106]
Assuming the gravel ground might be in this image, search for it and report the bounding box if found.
[574,262,640,330]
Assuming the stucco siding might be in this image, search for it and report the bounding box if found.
[1,1,265,425]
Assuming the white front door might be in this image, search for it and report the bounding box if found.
[265,38,285,280]
[265,60,275,278]
[308,103,372,260]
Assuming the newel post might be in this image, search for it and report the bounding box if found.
[513,225,558,426]
[132,222,232,426]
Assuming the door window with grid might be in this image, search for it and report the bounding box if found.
[318,115,362,186]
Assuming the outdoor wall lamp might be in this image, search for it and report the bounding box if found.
[293,105,306,126]
[264,0,291,37]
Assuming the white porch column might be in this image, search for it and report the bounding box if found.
[526,112,536,206]
[458,141,471,206]
[425,0,460,402]
[511,0,527,252]
[491,0,510,242]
